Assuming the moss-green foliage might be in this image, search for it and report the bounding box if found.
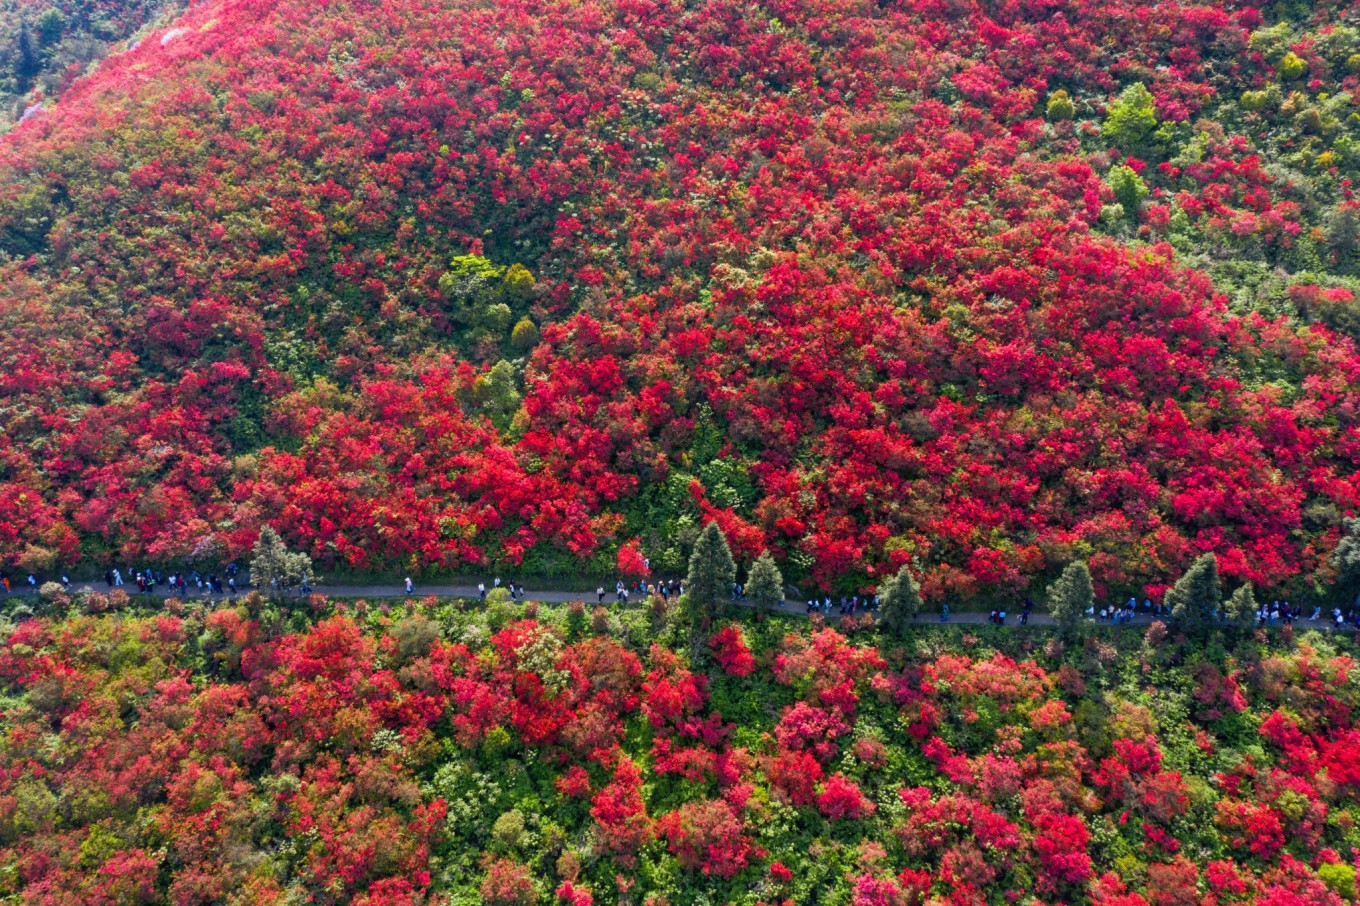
[436,255,538,348]
[1278,52,1307,81]
[510,317,540,352]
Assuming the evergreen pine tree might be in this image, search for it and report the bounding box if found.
[1331,517,1360,602]
[1047,560,1093,638]
[1223,583,1258,631]
[1166,553,1221,635]
[878,564,922,636]
[249,526,315,598]
[745,550,784,613]
[15,24,39,91]
[686,522,736,615]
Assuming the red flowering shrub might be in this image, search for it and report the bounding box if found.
[616,540,649,578]
[656,798,760,878]
[481,858,539,906]
[709,625,755,677]
[590,757,652,866]
[774,702,850,763]
[816,774,875,821]
[767,749,824,807]
[1031,811,1094,890]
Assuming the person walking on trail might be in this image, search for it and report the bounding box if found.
[478,582,486,602]
[405,577,413,594]
[1,575,8,594]
[597,586,605,604]
[27,574,36,592]
[114,568,123,587]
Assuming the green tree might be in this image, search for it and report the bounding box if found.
[1108,165,1149,213]
[15,25,38,90]
[1166,553,1221,635]
[1331,517,1360,602]
[1103,82,1158,149]
[878,564,922,635]
[482,302,513,335]
[1325,205,1360,256]
[686,522,736,615]
[35,9,64,47]
[249,526,315,597]
[438,254,505,326]
[474,360,521,428]
[745,550,784,613]
[1047,560,1093,638]
[1223,582,1258,631]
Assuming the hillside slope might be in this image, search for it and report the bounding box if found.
[1,0,1359,599]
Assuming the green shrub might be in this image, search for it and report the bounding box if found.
[491,809,526,851]
[502,263,536,302]
[1046,89,1075,121]
[482,302,514,335]
[510,317,540,351]
[1319,862,1356,900]
[1278,52,1308,81]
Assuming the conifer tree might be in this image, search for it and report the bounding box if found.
[249,526,314,598]
[686,522,736,615]
[1047,560,1093,638]
[15,25,38,91]
[1223,582,1258,631]
[745,551,783,613]
[1331,517,1360,601]
[878,564,922,635]
[1166,553,1221,635]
